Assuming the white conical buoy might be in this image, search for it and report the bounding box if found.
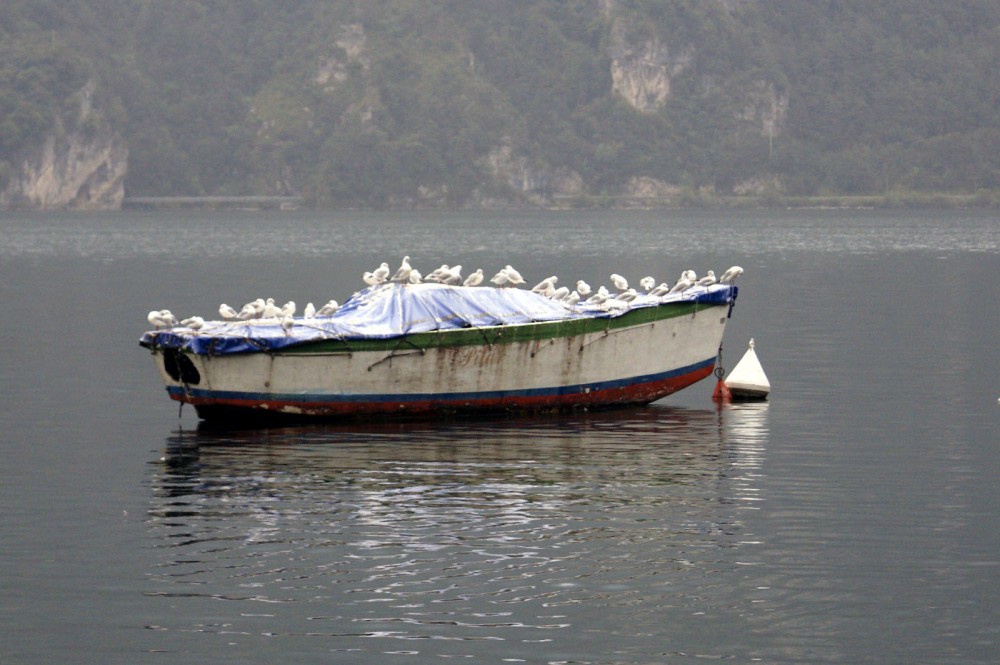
[725,338,770,400]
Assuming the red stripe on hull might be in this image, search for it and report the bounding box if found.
[174,364,714,421]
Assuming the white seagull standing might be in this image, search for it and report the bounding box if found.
[180,316,205,331]
[372,262,390,284]
[639,276,656,292]
[532,276,558,296]
[549,286,570,301]
[616,288,638,302]
[610,273,629,292]
[669,276,693,293]
[147,310,176,329]
[316,299,339,317]
[649,282,670,297]
[575,280,591,298]
[586,286,610,305]
[463,269,484,287]
[490,268,511,287]
[442,265,463,285]
[719,266,744,284]
[219,303,238,320]
[303,302,316,318]
[504,265,525,287]
[696,270,717,286]
[262,298,282,319]
[390,256,413,283]
[424,264,450,283]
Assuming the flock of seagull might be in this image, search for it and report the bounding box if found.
[146,256,743,333]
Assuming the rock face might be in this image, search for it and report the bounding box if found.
[607,20,692,113]
[0,82,127,211]
[480,143,583,206]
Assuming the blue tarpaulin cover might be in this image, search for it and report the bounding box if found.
[140,283,735,356]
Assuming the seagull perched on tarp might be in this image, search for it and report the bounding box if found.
[424,264,450,283]
[441,265,463,285]
[490,268,511,287]
[532,276,558,296]
[696,270,717,286]
[390,256,413,283]
[316,299,339,317]
[610,273,629,292]
[719,266,744,284]
[586,286,610,305]
[616,288,638,302]
[549,286,570,301]
[180,316,205,331]
[669,276,693,293]
[575,280,591,299]
[639,276,656,292]
[649,282,670,297]
[147,309,176,329]
[218,303,238,320]
[463,269,484,287]
[504,265,525,286]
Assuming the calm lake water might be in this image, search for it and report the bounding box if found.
[1,208,998,664]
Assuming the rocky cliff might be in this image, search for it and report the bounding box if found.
[0,81,127,211]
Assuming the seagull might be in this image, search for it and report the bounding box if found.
[532,276,558,295]
[262,298,282,319]
[218,303,238,320]
[362,271,382,286]
[649,282,671,297]
[424,264,450,283]
[586,286,610,305]
[316,299,339,317]
[490,269,510,287]
[303,302,316,318]
[180,316,205,331]
[639,276,656,292]
[719,266,744,284]
[147,310,174,329]
[281,301,296,317]
[696,270,717,287]
[575,280,591,298]
[616,288,638,302]
[669,277,693,293]
[504,265,525,286]
[550,286,570,301]
[236,303,257,320]
[281,314,294,334]
[372,262,390,284]
[407,269,423,284]
[564,290,580,306]
[610,273,629,292]
[249,298,266,318]
[442,265,463,285]
[463,269,484,287]
[390,256,413,283]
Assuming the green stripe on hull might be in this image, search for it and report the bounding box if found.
[282,301,723,355]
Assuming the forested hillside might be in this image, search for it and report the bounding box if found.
[2,0,998,209]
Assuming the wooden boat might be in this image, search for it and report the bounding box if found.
[140,282,739,422]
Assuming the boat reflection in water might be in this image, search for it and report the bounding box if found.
[144,404,770,661]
